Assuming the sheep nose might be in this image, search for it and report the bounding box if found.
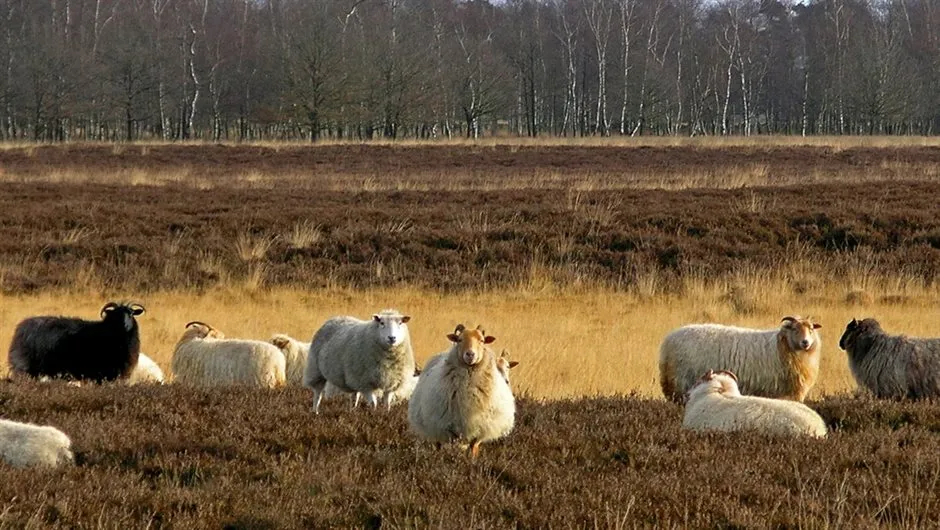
[387,336,397,345]
[800,339,810,349]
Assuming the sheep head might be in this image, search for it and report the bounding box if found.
[100,302,145,331]
[448,325,496,367]
[183,321,224,340]
[695,369,741,396]
[780,316,822,352]
[372,310,410,348]
[270,335,292,350]
[839,317,881,352]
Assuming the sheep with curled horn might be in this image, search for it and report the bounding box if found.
[659,315,822,403]
[171,321,286,388]
[682,370,827,438]
[8,301,145,383]
[839,318,940,399]
[408,324,515,458]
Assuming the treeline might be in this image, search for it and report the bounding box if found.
[1,0,937,142]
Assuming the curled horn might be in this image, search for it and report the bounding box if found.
[475,324,486,335]
[130,303,146,312]
[454,324,466,334]
[781,316,798,326]
[185,321,209,329]
[100,302,119,318]
[717,370,739,383]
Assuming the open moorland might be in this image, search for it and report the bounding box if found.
[1,140,940,527]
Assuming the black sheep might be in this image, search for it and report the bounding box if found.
[8,302,145,383]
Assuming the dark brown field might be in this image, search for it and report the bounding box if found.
[2,143,940,528]
[2,144,940,293]
[0,381,938,528]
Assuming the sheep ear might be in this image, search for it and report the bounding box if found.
[414,367,422,376]
[813,323,822,329]
[373,314,381,322]
[447,333,460,343]
[508,361,519,369]
[400,316,411,324]
[483,336,496,344]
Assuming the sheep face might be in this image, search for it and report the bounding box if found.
[780,316,822,352]
[372,312,410,348]
[101,302,145,332]
[447,327,496,367]
[839,318,880,353]
[182,321,224,341]
[496,350,519,384]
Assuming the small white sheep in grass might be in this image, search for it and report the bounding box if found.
[495,349,519,386]
[683,370,827,438]
[304,309,416,414]
[0,419,74,468]
[269,334,309,386]
[408,325,515,458]
[171,322,286,388]
[659,316,822,403]
[125,353,164,385]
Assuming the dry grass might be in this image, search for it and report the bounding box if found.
[2,274,938,400]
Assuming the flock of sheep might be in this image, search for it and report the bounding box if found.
[2,302,939,469]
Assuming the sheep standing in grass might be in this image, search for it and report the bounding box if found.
[682,370,827,438]
[659,316,822,403]
[8,302,145,383]
[270,334,309,386]
[839,318,940,399]
[408,325,515,457]
[125,353,164,385]
[304,309,415,414]
[172,322,286,388]
[0,419,74,468]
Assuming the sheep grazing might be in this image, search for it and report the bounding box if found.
[303,309,416,414]
[682,370,827,438]
[839,318,940,399]
[8,302,146,383]
[408,325,516,458]
[269,334,309,386]
[125,353,165,385]
[659,316,822,403]
[0,419,74,468]
[171,322,286,388]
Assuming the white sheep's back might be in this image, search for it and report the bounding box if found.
[0,419,74,468]
[172,338,286,388]
[684,392,827,438]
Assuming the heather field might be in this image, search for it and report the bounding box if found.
[1,141,940,528]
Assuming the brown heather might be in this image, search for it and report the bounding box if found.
[1,142,940,527]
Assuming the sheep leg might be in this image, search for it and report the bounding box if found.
[352,392,362,408]
[468,441,481,459]
[312,390,324,415]
[366,391,379,409]
[383,392,395,411]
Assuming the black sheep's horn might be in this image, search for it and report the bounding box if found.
[100,302,119,318]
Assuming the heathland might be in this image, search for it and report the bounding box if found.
[0,139,939,527]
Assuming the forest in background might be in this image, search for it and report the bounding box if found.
[0,0,937,142]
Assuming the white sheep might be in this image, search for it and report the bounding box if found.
[269,334,309,386]
[304,309,416,414]
[683,370,827,438]
[659,316,822,403]
[408,325,515,458]
[125,353,165,385]
[0,419,74,468]
[171,322,286,388]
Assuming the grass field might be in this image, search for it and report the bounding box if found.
[1,141,939,527]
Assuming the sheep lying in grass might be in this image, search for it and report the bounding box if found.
[304,309,415,414]
[8,302,146,383]
[0,419,74,468]
[408,325,515,458]
[172,322,286,388]
[682,370,827,438]
[269,334,309,386]
[125,353,164,385]
[660,316,822,403]
[839,318,940,399]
